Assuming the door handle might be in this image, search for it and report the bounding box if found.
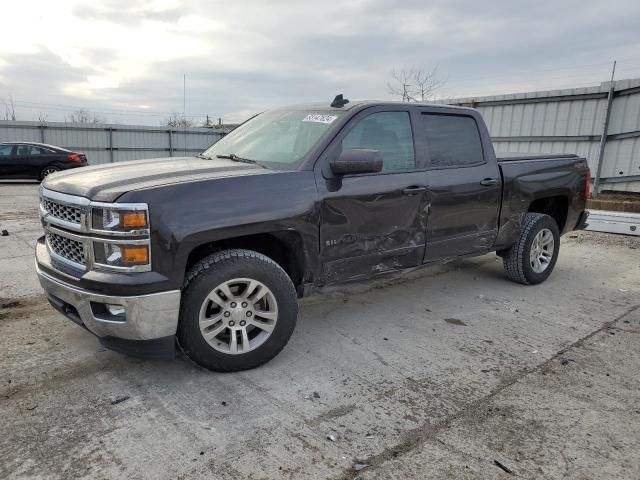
[402,185,427,195]
[480,178,499,186]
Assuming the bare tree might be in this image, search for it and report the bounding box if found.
[2,96,16,120]
[412,67,444,102]
[66,108,105,124]
[165,114,194,128]
[387,69,416,102]
[37,112,48,123]
[387,66,444,102]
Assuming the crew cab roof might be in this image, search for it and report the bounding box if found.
[280,100,476,113]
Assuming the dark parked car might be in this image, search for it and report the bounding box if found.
[36,96,590,372]
[0,142,87,180]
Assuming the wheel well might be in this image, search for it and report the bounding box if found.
[185,232,306,296]
[528,196,568,231]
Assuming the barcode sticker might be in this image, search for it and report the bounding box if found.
[302,114,338,124]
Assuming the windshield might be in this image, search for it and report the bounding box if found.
[202,110,344,169]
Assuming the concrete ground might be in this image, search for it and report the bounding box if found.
[0,182,42,299]
[1,183,639,480]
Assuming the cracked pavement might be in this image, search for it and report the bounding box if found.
[1,183,639,479]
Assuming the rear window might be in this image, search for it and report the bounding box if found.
[30,146,48,155]
[422,114,484,168]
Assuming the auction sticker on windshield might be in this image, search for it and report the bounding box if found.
[302,114,338,124]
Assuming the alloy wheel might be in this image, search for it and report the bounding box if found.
[529,228,555,273]
[198,278,278,354]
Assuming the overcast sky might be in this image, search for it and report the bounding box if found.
[1,0,639,125]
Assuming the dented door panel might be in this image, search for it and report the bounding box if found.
[413,110,502,261]
[423,165,501,261]
[317,172,429,284]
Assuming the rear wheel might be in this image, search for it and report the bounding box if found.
[501,213,560,285]
[178,249,298,372]
[40,166,60,180]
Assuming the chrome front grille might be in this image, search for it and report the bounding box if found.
[39,188,151,276]
[46,232,86,267]
[41,198,83,225]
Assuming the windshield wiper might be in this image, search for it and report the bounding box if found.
[196,153,212,160]
[216,153,267,168]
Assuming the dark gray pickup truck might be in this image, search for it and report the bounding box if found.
[36,96,590,371]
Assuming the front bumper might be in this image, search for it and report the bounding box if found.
[37,263,181,358]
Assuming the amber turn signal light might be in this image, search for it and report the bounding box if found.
[121,246,149,265]
[120,211,147,229]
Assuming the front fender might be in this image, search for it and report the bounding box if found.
[119,171,320,290]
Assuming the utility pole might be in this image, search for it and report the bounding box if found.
[183,74,187,156]
[593,60,616,196]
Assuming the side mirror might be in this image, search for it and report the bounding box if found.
[330,149,383,176]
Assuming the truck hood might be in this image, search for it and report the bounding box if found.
[43,156,273,202]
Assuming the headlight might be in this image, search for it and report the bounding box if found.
[93,241,150,270]
[89,202,151,272]
[91,204,149,233]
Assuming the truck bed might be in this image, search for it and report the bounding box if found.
[493,153,589,249]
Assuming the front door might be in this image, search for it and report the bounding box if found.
[0,144,18,178]
[315,108,429,284]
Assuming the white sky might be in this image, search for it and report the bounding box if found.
[1,0,639,124]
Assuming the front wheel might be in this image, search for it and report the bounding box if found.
[501,213,560,285]
[178,249,298,372]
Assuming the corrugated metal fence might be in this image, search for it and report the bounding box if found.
[446,78,640,193]
[3,79,639,193]
[0,121,227,165]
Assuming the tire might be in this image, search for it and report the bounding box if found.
[40,166,60,180]
[177,249,298,372]
[501,213,560,285]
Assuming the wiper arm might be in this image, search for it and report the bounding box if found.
[216,153,254,163]
[216,153,267,168]
[196,153,212,160]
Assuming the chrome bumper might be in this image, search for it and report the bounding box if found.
[36,264,180,341]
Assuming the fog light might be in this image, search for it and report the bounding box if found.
[106,304,126,316]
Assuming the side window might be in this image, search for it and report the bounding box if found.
[342,111,415,172]
[422,114,484,168]
[30,146,46,155]
[0,145,13,156]
[16,145,31,156]
[15,145,46,156]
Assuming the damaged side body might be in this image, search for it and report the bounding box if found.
[312,104,588,286]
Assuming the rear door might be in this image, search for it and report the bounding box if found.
[417,111,501,261]
[315,107,430,284]
[13,144,46,179]
[0,144,17,178]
